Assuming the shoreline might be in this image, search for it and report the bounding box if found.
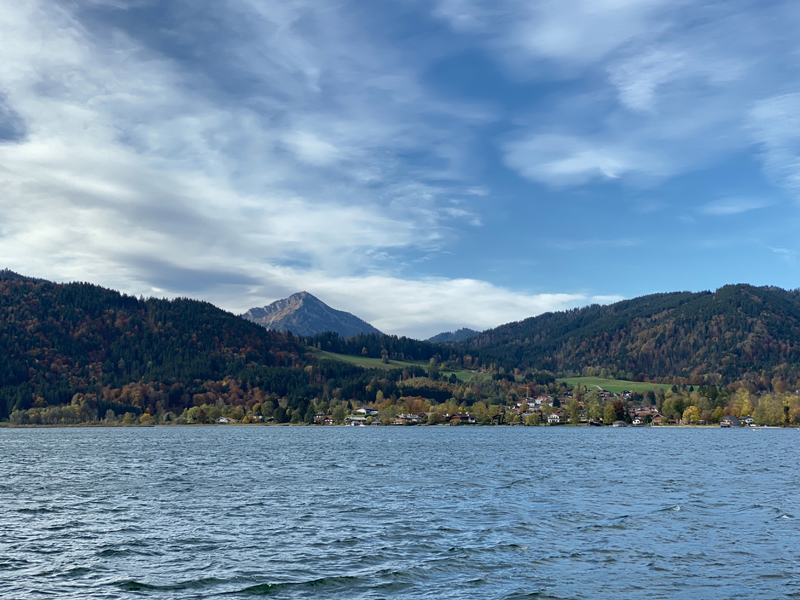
[1,422,795,430]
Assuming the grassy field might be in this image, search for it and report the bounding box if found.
[309,348,424,370]
[308,348,481,381]
[559,376,670,393]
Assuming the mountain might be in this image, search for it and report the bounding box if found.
[427,328,480,343]
[242,292,382,338]
[466,284,800,383]
[0,275,432,426]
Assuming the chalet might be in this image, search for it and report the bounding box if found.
[741,416,755,426]
[632,416,643,426]
[612,420,627,427]
[393,414,422,425]
[215,416,236,424]
[449,413,476,425]
[547,413,562,424]
[720,415,741,428]
[345,416,367,426]
[357,407,378,416]
[323,416,334,425]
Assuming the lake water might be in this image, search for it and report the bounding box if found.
[2,426,799,599]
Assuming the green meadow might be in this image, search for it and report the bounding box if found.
[308,348,481,382]
[559,377,670,394]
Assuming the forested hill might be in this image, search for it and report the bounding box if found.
[0,275,307,420]
[427,328,480,344]
[467,284,800,383]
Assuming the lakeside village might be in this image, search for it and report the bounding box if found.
[295,390,771,428]
[172,385,797,428]
[7,369,800,427]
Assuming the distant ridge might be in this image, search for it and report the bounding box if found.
[427,328,480,343]
[0,269,46,282]
[242,292,382,338]
[466,284,800,381]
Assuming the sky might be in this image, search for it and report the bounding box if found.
[2,0,800,338]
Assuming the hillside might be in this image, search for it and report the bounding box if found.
[0,276,499,427]
[0,275,309,420]
[242,292,382,338]
[427,328,479,344]
[467,284,800,384]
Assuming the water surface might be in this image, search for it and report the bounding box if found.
[2,427,799,599]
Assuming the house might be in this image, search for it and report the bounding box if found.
[632,416,643,426]
[215,416,236,424]
[449,413,476,425]
[323,416,334,425]
[547,413,561,424]
[357,407,378,416]
[393,414,421,425]
[720,415,741,428]
[345,416,367,426]
[741,416,755,426]
[612,420,627,427]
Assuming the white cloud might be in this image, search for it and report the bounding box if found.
[434,0,799,191]
[0,0,630,337]
[238,272,624,338]
[700,198,773,216]
[750,93,800,196]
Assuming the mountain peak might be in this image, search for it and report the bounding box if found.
[242,292,382,338]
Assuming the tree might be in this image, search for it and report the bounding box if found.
[524,412,540,426]
[711,406,724,423]
[566,397,581,425]
[427,358,439,380]
[682,405,701,424]
[587,398,602,423]
[332,405,346,424]
[603,404,616,425]
[381,349,389,364]
[122,412,136,425]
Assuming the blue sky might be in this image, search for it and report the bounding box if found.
[1,0,800,337]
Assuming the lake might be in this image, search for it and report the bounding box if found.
[2,426,799,599]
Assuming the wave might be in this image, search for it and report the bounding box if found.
[230,575,361,595]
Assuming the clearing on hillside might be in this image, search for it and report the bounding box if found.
[559,377,670,394]
[307,348,479,381]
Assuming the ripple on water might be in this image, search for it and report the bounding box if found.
[2,427,800,600]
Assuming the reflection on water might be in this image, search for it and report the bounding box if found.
[1,426,799,599]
